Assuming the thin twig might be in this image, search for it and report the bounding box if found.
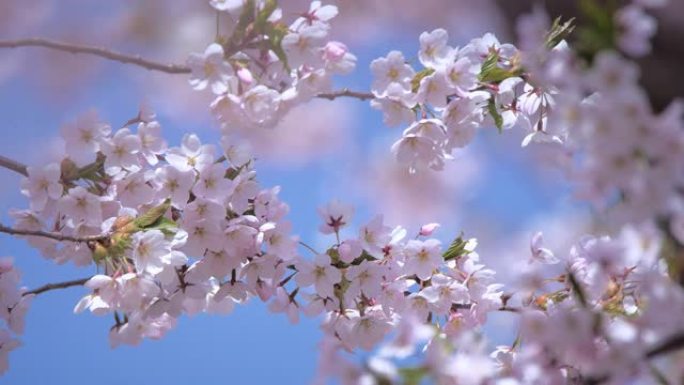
[0,38,191,74]
[0,223,108,243]
[0,39,380,101]
[23,277,91,296]
[0,155,28,177]
[298,240,321,255]
[452,303,522,313]
[316,88,375,101]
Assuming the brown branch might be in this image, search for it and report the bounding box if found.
[23,277,91,296]
[0,38,191,74]
[451,302,522,313]
[0,155,28,177]
[0,39,381,103]
[316,88,375,101]
[581,331,684,385]
[0,223,108,243]
[646,332,684,359]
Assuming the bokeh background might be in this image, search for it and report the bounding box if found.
[0,1,682,384]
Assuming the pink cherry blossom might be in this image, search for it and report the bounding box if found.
[187,43,235,95]
[20,163,63,212]
[296,254,341,299]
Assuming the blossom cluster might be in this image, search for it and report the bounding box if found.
[0,258,30,375]
[188,1,356,133]
[615,0,662,57]
[370,27,558,173]
[12,108,300,347]
[266,202,506,380]
[512,1,683,226]
[326,225,684,384]
[1,0,684,382]
[369,1,681,227]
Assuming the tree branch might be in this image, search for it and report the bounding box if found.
[298,240,321,255]
[0,38,191,74]
[582,331,684,385]
[0,155,28,177]
[23,277,91,296]
[646,332,684,359]
[0,223,108,243]
[316,88,375,101]
[0,39,381,103]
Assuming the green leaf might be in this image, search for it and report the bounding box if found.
[267,23,290,72]
[146,217,179,236]
[410,68,435,93]
[352,250,377,265]
[443,233,466,261]
[579,0,613,31]
[482,67,518,83]
[399,367,427,385]
[225,0,256,55]
[108,234,131,260]
[92,242,109,263]
[547,290,570,304]
[254,0,277,32]
[326,247,340,264]
[545,16,576,48]
[478,51,499,82]
[576,0,617,59]
[133,199,171,229]
[236,0,256,33]
[487,99,504,132]
[478,51,521,83]
[75,153,106,181]
[225,167,241,180]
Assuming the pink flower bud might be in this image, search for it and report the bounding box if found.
[0,257,13,273]
[237,67,254,85]
[324,41,348,62]
[419,223,440,236]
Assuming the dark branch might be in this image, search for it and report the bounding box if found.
[0,39,380,103]
[582,331,684,384]
[0,38,191,74]
[0,223,108,243]
[0,155,28,177]
[646,332,684,359]
[316,88,375,101]
[23,277,91,296]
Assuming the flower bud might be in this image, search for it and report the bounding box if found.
[113,215,134,231]
[92,242,108,263]
[324,41,348,62]
[419,223,440,236]
[237,67,254,85]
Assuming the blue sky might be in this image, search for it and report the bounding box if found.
[0,11,582,385]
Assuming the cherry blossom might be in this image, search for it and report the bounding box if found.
[187,43,235,95]
[1,0,684,383]
[295,254,341,299]
[404,238,442,280]
[370,51,415,94]
[317,200,354,235]
[60,111,110,166]
[20,163,63,212]
[58,186,103,227]
[100,128,142,175]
